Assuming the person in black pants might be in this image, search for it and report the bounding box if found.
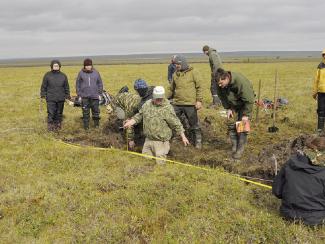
[76,58,104,130]
[40,60,70,131]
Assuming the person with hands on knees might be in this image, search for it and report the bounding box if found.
[76,58,103,130]
[124,86,189,164]
[40,59,70,131]
[215,68,254,159]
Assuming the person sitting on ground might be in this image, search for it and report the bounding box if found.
[215,68,254,159]
[133,78,154,109]
[40,59,70,131]
[124,86,190,164]
[76,58,104,130]
[272,136,325,226]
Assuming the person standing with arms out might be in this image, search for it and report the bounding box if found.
[167,55,203,149]
[215,68,254,159]
[313,49,325,135]
[76,58,103,130]
[124,86,189,164]
[40,60,70,131]
[167,55,177,84]
[202,45,223,108]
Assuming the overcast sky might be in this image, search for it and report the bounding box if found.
[0,0,324,59]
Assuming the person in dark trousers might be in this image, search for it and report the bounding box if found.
[167,55,203,149]
[313,49,325,135]
[76,58,103,130]
[202,45,223,108]
[215,68,254,159]
[167,55,177,84]
[40,60,70,131]
[272,136,325,226]
[133,78,154,109]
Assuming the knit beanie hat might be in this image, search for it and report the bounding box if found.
[50,59,61,69]
[83,58,93,67]
[134,79,148,90]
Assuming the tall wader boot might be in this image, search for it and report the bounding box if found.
[317,116,325,135]
[228,123,238,154]
[82,98,90,130]
[233,133,248,159]
[93,119,100,128]
[47,122,55,132]
[193,128,202,149]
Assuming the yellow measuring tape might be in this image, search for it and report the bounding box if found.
[57,139,272,190]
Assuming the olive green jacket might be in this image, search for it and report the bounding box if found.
[167,67,203,105]
[132,99,184,142]
[216,72,255,116]
[207,48,223,75]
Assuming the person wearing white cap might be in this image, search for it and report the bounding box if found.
[313,48,325,135]
[124,86,189,164]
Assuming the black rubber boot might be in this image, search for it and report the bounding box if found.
[47,122,54,132]
[193,129,202,149]
[83,120,89,130]
[317,116,325,135]
[233,133,247,159]
[94,119,100,128]
[227,123,237,153]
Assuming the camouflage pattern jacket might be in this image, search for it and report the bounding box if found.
[132,99,184,142]
[112,92,141,141]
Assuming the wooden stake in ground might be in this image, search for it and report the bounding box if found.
[255,79,262,123]
[268,70,279,133]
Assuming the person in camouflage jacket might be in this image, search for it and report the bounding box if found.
[110,89,141,150]
[215,68,255,159]
[124,86,189,163]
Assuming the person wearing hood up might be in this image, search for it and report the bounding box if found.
[202,45,223,108]
[133,78,154,109]
[40,60,70,131]
[272,136,325,226]
[76,58,104,130]
[313,49,325,135]
[167,55,203,149]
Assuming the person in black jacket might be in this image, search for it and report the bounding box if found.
[272,136,325,226]
[40,60,70,131]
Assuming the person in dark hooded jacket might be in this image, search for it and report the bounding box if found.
[76,58,104,130]
[133,79,154,109]
[272,136,325,226]
[40,60,70,131]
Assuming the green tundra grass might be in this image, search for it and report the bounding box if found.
[0,61,324,243]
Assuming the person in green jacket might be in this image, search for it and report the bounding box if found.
[167,55,203,149]
[215,68,255,159]
[124,86,189,164]
[107,87,141,150]
[202,45,223,108]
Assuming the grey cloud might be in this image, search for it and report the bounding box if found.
[0,0,324,58]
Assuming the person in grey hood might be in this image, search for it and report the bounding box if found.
[40,59,70,131]
[76,58,104,130]
[272,136,325,226]
[202,45,223,108]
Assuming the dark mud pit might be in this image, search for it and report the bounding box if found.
[59,114,313,185]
